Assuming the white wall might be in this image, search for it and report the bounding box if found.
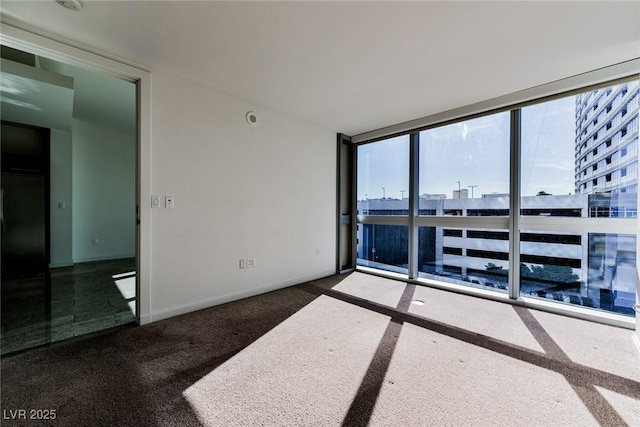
[72,118,136,262]
[149,70,336,320]
[49,128,73,267]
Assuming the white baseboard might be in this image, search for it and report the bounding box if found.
[148,269,336,323]
[49,261,74,268]
[73,253,135,263]
[138,313,152,326]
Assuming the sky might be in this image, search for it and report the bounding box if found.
[357,95,576,200]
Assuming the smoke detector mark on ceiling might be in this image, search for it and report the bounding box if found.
[246,111,259,127]
[56,0,82,11]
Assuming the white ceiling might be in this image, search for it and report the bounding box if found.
[1,1,639,136]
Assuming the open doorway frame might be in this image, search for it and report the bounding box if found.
[0,22,152,325]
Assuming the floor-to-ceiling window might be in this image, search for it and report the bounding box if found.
[417,111,510,290]
[357,135,409,274]
[355,76,638,320]
[519,81,638,315]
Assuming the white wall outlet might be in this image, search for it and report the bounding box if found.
[246,258,256,268]
[151,196,160,208]
[165,196,175,208]
[239,259,246,269]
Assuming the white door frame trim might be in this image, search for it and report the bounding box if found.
[0,21,153,325]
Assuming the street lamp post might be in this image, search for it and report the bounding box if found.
[400,189,406,199]
[457,181,461,199]
[469,185,478,198]
[381,187,386,199]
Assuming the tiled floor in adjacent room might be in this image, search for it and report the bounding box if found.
[1,258,136,355]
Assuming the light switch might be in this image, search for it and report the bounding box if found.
[165,196,175,208]
[151,196,160,208]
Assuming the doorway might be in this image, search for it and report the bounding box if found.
[0,46,138,355]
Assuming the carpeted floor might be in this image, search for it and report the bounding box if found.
[1,272,639,426]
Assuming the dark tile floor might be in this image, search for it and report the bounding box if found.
[1,258,136,355]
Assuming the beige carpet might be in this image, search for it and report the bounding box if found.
[3,271,639,426]
[184,272,640,426]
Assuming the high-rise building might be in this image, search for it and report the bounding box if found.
[574,81,639,195]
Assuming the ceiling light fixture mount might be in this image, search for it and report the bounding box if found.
[56,0,83,11]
